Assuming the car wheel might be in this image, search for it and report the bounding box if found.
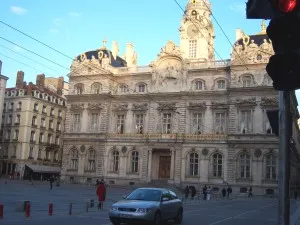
[153,212,162,225]
[175,208,183,224]
[111,219,120,225]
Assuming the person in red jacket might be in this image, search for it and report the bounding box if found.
[96,180,106,210]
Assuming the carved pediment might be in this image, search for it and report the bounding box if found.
[157,102,176,111]
[70,103,85,111]
[188,102,207,110]
[260,97,279,107]
[87,103,103,110]
[113,104,128,111]
[132,103,148,111]
[210,101,229,109]
[235,98,257,106]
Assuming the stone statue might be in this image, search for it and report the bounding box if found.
[102,54,110,68]
[249,40,258,49]
[132,52,138,65]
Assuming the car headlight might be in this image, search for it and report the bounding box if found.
[137,208,152,213]
[111,207,118,211]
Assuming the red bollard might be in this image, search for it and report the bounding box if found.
[25,202,30,218]
[48,203,53,216]
[0,204,3,219]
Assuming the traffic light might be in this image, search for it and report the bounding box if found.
[266,0,300,91]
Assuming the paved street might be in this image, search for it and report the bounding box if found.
[0,179,299,225]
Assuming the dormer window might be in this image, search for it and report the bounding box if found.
[119,85,128,93]
[138,84,146,93]
[242,76,252,88]
[217,80,226,89]
[195,80,203,90]
[91,82,102,94]
[75,83,84,95]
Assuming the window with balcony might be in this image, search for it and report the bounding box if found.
[48,134,52,144]
[240,110,252,134]
[29,147,34,159]
[39,133,44,144]
[58,110,62,118]
[214,112,226,134]
[7,115,12,125]
[9,103,14,111]
[30,131,35,143]
[17,102,22,110]
[3,103,6,112]
[55,136,60,145]
[56,122,61,131]
[116,115,125,134]
[135,114,144,134]
[14,130,19,141]
[49,120,53,130]
[192,113,203,134]
[33,103,38,112]
[32,116,37,127]
[50,108,55,116]
[162,113,172,134]
[15,115,21,125]
[41,118,46,128]
[46,150,50,160]
[6,130,11,141]
[42,105,47,114]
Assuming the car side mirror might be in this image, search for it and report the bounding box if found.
[162,197,169,202]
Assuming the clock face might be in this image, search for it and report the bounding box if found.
[187,24,198,39]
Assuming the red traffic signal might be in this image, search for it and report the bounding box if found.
[272,0,298,12]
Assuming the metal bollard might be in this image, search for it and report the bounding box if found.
[25,202,30,218]
[0,204,3,219]
[68,203,72,215]
[48,203,53,216]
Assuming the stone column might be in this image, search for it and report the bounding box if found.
[170,149,175,180]
[147,150,152,182]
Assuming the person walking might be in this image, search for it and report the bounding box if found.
[96,180,106,210]
[222,188,226,199]
[227,186,232,199]
[203,185,207,200]
[207,186,211,201]
[248,186,253,197]
[184,185,189,200]
[49,176,54,190]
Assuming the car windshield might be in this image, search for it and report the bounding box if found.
[126,189,162,201]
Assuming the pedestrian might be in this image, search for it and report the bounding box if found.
[203,185,207,200]
[248,186,253,197]
[227,185,232,199]
[222,188,226,199]
[49,176,54,190]
[207,186,211,201]
[184,185,189,199]
[96,180,106,210]
[17,172,20,180]
[190,186,196,200]
[96,179,99,186]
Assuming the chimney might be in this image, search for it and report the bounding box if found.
[125,43,134,67]
[16,71,24,89]
[236,29,245,41]
[57,76,64,95]
[112,41,119,59]
[36,74,45,89]
[0,60,2,74]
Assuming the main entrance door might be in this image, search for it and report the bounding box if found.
[159,156,171,179]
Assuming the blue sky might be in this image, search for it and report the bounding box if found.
[1,0,299,106]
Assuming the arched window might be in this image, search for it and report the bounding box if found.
[88,149,96,171]
[91,82,102,94]
[212,153,223,177]
[195,80,203,90]
[74,83,84,95]
[131,151,139,173]
[70,149,79,170]
[119,84,128,93]
[112,150,119,172]
[189,152,199,176]
[217,80,226,89]
[265,154,277,180]
[238,153,251,179]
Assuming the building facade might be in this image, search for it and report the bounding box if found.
[44,77,69,97]
[61,0,300,194]
[0,72,67,179]
[0,61,9,126]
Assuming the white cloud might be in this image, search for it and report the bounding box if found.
[229,3,246,15]
[10,6,28,15]
[68,12,82,17]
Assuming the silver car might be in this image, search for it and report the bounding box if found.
[109,187,183,225]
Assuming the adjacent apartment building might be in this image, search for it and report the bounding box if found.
[0,61,9,129]
[0,72,67,180]
[60,0,300,195]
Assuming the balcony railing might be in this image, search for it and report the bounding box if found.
[30,140,36,144]
[14,122,20,125]
[12,138,19,142]
[33,109,38,113]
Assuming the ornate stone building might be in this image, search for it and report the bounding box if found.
[0,72,66,179]
[61,0,300,194]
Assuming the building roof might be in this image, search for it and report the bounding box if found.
[75,48,127,68]
[0,74,9,80]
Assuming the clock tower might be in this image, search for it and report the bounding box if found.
[179,0,215,61]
